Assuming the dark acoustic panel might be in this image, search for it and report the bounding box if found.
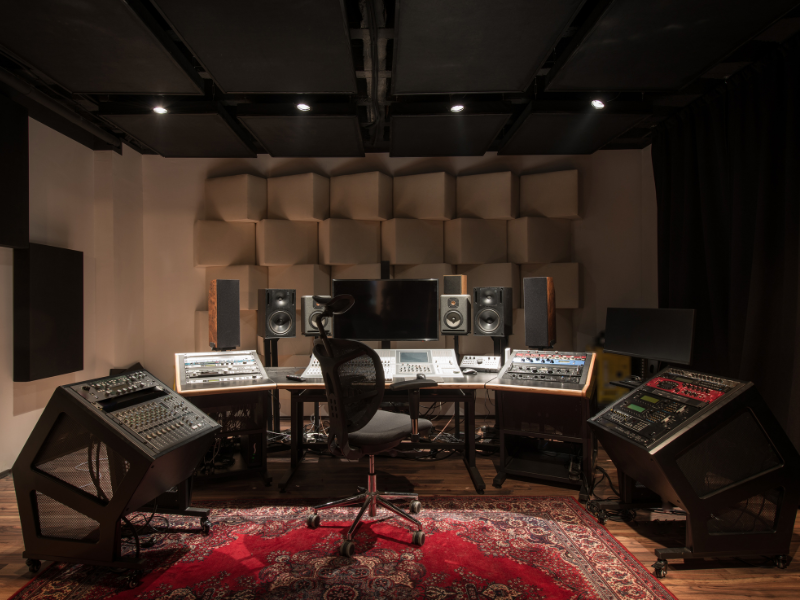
[548,0,799,91]
[0,0,201,94]
[14,243,83,382]
[0,94,28,249]
[104,113,255,158]
[240,116,364,157]
[523,277,556,348]
[152,0,356,93]
[393,0,584,94]
[390,115,509,157]
[499,112,647,155]
[209,279,240,351]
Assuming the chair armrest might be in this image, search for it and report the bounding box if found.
[389,379,439,392]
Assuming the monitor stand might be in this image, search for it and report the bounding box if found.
[492,336,509,366]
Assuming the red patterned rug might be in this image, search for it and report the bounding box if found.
[11,496,674,600]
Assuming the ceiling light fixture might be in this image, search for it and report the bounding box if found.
[153,106,168,114]
[591,99,605,109]
[297,103,311,111]
[450,104,465,113]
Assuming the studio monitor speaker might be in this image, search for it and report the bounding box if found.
[258,289,296,339]
[443,274,468,295]
[441,295,471,335]
[301,295,332,336]
[473,287,513,337]
[209,279,240,350]
[523,277,556,348]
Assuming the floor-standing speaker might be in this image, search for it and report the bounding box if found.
[523,277,556,348]
[258,289,296,339]
[473,287,512,337]
[441,295,470,335]
[444,274,467,295]
[301,295,332,336]
[209,279,240,350]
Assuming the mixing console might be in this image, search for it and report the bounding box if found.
[589,368,740,449]
[495,350,593,390]
[175,350,271,394]
[300,349,464,381]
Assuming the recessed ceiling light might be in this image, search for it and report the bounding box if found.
[297,103,311,112]
[591,99,605,109]
[450,105,465,113]
[153,106,168,114]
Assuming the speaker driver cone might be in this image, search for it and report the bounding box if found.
[477,308,500,333]
[268,311,293,335]
[308,311,327,331]
[445,310,463,329]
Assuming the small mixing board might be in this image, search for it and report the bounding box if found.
[495,350,594,390]
[300,349,464,381]
[175,350,272,394]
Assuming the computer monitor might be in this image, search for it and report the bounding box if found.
[331,279,439,342]
[604,308,695,365]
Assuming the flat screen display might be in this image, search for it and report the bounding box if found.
[605,308,695,365]
[332,279,439,341]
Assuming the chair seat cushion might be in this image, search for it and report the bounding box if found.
[348,410,433,454]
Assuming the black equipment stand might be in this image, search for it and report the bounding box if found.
[492,336,508,366]
[262,338,281,433]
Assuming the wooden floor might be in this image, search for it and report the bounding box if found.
[1,419,798,599]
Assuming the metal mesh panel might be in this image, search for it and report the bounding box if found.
[33,413,130,502]
[708,488,781,535]
[676,410,782,497]
[34,491,101,542]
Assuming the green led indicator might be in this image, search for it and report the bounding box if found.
[628,404,645,413]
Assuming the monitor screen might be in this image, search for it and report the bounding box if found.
[331,279,439,341]
[604,308,695,365]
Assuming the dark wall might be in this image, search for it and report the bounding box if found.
[0,93,29,249]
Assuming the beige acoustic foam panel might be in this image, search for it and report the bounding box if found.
[444,218,507,265]
[520,170,579,219]
[507,217,571,264]
[256,220,318,266]
[330,171,392,221]
[194,221,256,267]
[319,219,381,265]
[205,265,268,311]
[194,310,257,352]
[381,219,444,265]
[457,263,521,309]
[392,263,454,297]
[393,172,455,220]
[521,263,581,309]
[277,331,313,356]
[331,264,384,280]
[205,174,267,222]
[456,171,519,220]
[277,354,317,414]
[269,264,331,299]
[267,172,329,221]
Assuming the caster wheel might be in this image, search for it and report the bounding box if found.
[622,509,637,523]
[654,567,667,579]
[773,555,790,569]
[409,501,422,514]
[596,510,608,525]
[339,540,355,558]
[26,559,41,574]
[200,517,211,536]
[307,514,320,529]
[127,570,143,589]
[652,560,668,579]
[412,531,425,546]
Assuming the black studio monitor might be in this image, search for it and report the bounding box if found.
[301,295,332,337]
[258,289,296,339]
[523,277,556,348]
[473,287,512,337]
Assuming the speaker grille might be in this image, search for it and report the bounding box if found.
[33,414,130,502]
[707,488,781,535]
[35,491,101,542]
[268,310,294,335]
[676,410,782,497]
[476,308,500,333]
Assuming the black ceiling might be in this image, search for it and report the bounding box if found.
[2,0,799,157]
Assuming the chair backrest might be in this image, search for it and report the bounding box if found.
[312,296,385,459]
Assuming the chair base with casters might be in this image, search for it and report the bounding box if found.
[306,454,427,557]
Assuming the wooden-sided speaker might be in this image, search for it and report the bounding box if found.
[258,289,296,339]
[443,274,468,295]
[523,277,556,348]
[209,279,240,350]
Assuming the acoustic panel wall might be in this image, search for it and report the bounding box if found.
[194,221,255,266]
[330,172,392,221]
[456,171,519,219]
[14,243,83,382]
[520,170,579,219]
[319,219,381,265]
[256,220,318,266]
[205,174,267,222]
[267,173,329,221]
[393,172,456,220]
[205,265,268,311]
[381,219,444,265]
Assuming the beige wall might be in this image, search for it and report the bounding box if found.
[0,120,144,471]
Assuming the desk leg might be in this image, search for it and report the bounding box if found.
[493,391,507,488]
[454,400,462,439]
[462,393,485,493]
[579,390,598,502]
[259,391,272,487]
[272,390,281,434]
[279,393,305,492]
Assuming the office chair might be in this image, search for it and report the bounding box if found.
[305,294,437,557]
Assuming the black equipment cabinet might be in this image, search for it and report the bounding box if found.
[590,367,800,577]
[12,370,219,575]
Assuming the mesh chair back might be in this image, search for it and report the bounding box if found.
[312,336,385,458]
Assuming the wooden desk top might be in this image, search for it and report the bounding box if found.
[265,367,497,391]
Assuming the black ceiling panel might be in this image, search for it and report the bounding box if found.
[393,0,585,94]
[239,116,364,157]
[152,0,357,93]
[390,115,510,157]
[0,0,201,94]
[547,0,800,91]
[499,112,648,155]
[103,113,255,157]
